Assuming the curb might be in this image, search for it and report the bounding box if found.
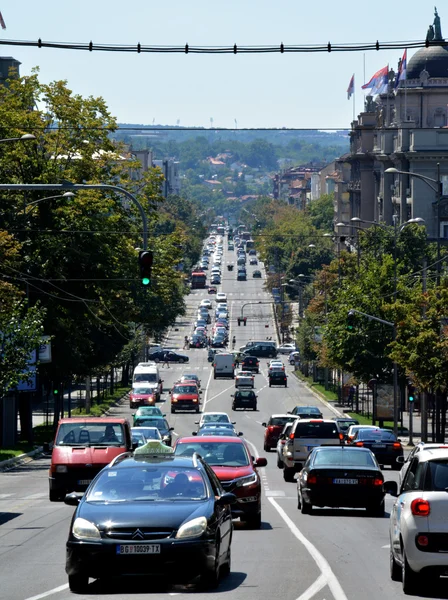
[292,372,344,418]
[0,447,44,471]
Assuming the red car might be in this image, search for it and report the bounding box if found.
[174,436,267,528]
[129,384,158,408]
[171,381,200,414]
[262,414,295,452]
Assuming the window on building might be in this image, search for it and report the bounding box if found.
[440,222,448,239]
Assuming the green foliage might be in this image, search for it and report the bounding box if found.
[306,194,334,232]
[72,385,130,417]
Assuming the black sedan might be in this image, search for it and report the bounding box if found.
[288,405,323,419]
[232,389,257,411]
[189,335,207,349]
[297,446,385,516]
[348,428,403,469]
[211,335,227,348]
[148,350,189,364]
[64,454,235,592]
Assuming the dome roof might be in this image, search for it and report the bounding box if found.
[407,44,448,79]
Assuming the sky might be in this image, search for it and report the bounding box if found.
[0,1,439,130]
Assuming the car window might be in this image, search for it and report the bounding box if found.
[313,449,376,467]
[424,460,448,491]
[402,458,421,491]
[269,417,292,427]
[56,422,124,446]
[294,422,339,439]
[202,462,224,496]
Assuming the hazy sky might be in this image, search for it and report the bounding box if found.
[1,1,439,129]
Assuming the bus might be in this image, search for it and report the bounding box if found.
[241,231,252,241]
[191,271,207,289]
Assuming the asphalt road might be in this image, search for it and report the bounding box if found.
[0,244,444,600]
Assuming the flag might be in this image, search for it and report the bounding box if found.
[395,49,407,87]
[347,74,355,100]
[0,12,6,30]
[362,65,388,95]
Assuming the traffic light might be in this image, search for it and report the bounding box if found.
[408,383,415,403]
[139,250,154,286]
[237,317,247,326]
[347,310,356,330]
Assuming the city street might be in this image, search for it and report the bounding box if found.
[0,245,441,600]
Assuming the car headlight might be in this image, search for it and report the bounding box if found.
[73,517,101,540]
[175,516,207,539]
[55,465,68,473]
[235,473,258,487]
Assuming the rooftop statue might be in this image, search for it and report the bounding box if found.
[434,7,443,40]
[427,24,435,41]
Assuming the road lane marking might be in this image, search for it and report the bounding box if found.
[24,583,69,600]
[382,544,390,548]
[296,573,327,600]
[268,497,348,600]
[204,384,235,406]
[265,490,285,497]
[201,367,214,411]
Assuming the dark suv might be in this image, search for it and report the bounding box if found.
[243,344,277,358]
[232,389,257,411]
[269,370,287,387]
[241,356,259,374]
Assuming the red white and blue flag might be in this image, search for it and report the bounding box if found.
[347,74,355,99]
[395,49,407,87]
[362,65,388,96]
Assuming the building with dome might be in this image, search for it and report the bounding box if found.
[335,8,448,246]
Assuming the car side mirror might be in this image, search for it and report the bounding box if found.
[383,481,398,497]
[64,492,84,506]
[262,422,266,427]
[396,455,405,464]
[216,492,237,506]
[397,438,402,443]
[169,427,174,431]
[194,421,199,424]
[255,457,267,467]
[238,432,244,437]
[192,431,197,436]
[287,411,292,414]
[232,421,236,425]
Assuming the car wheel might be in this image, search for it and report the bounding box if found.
[68,573,89,594]
[196,407,200,413]
[390,548,401,582]
[246,512,262,529]
[269,382,272,387]
[366,500,384,517]
[171,408,176,414]
[221,545,231,577]
[283,467,295,482]
[201,543,220,589]
[402,548,421,594]
[263,443,270,452]
[49,489,63,502]
[301,497,312,515]
[277,457,283,469]
[392,461,402,471]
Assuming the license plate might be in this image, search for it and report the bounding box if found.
[372,444,386,448]
[78,479,92,485]
[333,478,358,485]
[116,544,161,555]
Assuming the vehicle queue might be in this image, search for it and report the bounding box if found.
[51,226,448,595]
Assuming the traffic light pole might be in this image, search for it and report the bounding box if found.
[0,183,148,250]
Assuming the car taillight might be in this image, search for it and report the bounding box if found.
[310,420,323,423]
[307,474,317,484]
[417,535,429,547]
[339,433,344,440]
[268,426,275,432]
[373,478,384,486]
[355,441,364,447]
[289,433,295,439]
[393,442,401,449]
[411,498,430,516]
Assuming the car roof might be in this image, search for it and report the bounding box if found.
[269,413,293,419]
[415,447,448,461]
[177,436,243,444]
[58,417,128,424]
[202,411,229,417]
[112,454,202,469]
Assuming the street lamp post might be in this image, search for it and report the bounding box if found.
[0,134,36,144]
[349,215,425,437]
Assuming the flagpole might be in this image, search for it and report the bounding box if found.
[404,66,407,122]
[353,82,356,121]
[363,53,366,105]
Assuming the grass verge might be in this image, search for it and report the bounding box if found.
[71,386,130,417]
[345,411,409,436]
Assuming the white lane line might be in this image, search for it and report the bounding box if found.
[268,498,348,600]
[382,544,390,549]
[24,583,69,600]
[204,384,235,406]
[0,493,13,498]
[296,574,327,600]
[201,367,214,411]
[22,493,47,499]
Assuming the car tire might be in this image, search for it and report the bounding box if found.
[390,548,401,582]
[200,544,220,589]
[366,500,384,518]
[263,443,270,452]
[277,457,283,469]
[171,408,176,414]
[196,408,200,413]
[68,573,89,594]
[221,546,231,577]
[392,461,402,471]
[246,512,262,529]
[283,467,295,482]
[49,489,63,502]
[300,497,312,515]
[402,548,421,594]
[269,382,272,387]
[285,383,288,387]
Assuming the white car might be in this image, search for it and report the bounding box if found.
[268,360,285,373]
[388,447,448,593]
[216,293,227,303]
[276,421,296,469]
[277,343,298,355]
[345,424,379,442]
[235,371,255,388]
[196,412,234,428]
[200,299,212,310]
[397,442,448,486]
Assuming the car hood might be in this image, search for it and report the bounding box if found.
[130,393,156,399]
[53,445,125,466]
[172,393,198,400]
[211,465,253,481]
[79,500,210,530]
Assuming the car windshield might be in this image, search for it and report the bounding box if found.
[175,442,249,466]
[173,386,197,394]
[136,408,162,416]
[313,449,376,467]
[200,423,233,430]
[336,420,359,431]
[424,460,448,491]
[87,466,207,502]
[132,387,156,395]
[294,423,339,439]
[136,418,168,430]
[237,391,255,398]
[298,407,321,414]
[132,428,161,440]
[55,422,124,446]
[269,417,292,427]
[198,429,237,437]
[359,430,397,441]
[182,375,198,381]
[134,373,157,383]
[202,414,230,424]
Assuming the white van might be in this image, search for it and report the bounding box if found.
[132,363,163,399]
[213,353,235,379]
